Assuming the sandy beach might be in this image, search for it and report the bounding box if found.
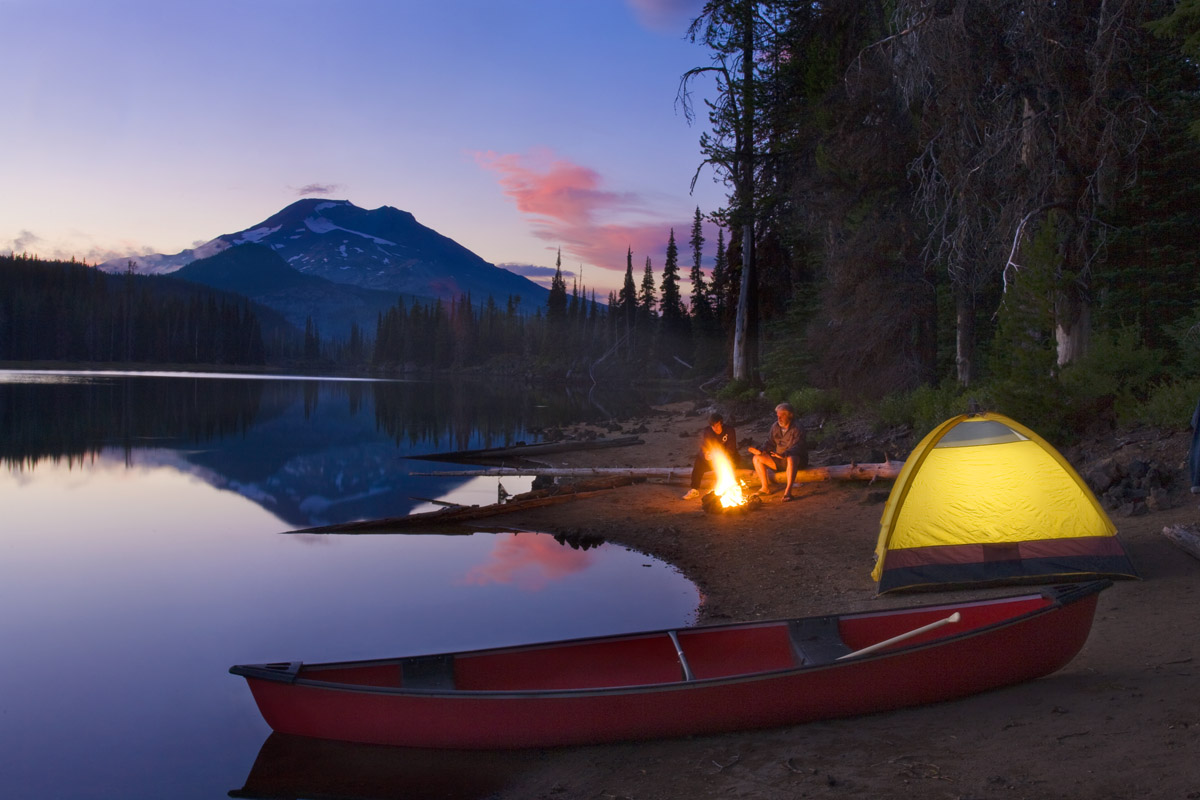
[479,401,1200,799]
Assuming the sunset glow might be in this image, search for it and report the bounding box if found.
[460,534,594,591]
[0,1,721,298]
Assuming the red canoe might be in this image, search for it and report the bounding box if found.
[231,581,1108,750]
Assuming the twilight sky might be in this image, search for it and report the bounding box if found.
[1,0,729,296]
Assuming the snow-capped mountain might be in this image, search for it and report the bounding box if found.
[99,199,550,313]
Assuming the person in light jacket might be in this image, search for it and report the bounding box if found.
[748,402,807,502]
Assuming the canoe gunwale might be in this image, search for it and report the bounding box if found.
[230,580,1110,701]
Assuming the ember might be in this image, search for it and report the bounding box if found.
[702,490,761,514]
[701,449,759,514]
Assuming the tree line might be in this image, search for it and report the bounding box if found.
[0,253,268,366]
[365,209,738,380]
[673,0,1200,430]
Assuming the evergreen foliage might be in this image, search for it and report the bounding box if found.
[0,254,269,366]
[10,0,1200,435]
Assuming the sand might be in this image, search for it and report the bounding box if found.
[477,401,1200,799]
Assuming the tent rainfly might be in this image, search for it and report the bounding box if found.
[872,412,1138,594]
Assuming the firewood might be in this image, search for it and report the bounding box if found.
[1162,524,1200,561]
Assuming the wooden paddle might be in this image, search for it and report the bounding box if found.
[836,612,962,661]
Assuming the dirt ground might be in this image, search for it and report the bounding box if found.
[479,401,1200,800]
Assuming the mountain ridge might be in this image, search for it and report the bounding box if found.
[99,199,551,330]
[172,243,411,340]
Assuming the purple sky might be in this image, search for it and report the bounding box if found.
[1,0,728,297]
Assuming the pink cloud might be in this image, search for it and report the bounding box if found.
[626,0,704,33]
[459,534,594,591]
[475,148,641,227]
[474,148,695,290]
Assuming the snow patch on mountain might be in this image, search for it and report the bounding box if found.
[303,214,397,246]
[235,225,282,245]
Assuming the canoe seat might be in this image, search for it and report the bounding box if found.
[788,616,851,665]
[401,653,456,691]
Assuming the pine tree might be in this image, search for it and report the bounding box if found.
[660,229,685,323]
[659,228,689,362]
[639,256,657,319]
[547,248,568,325]
[710,227,730,325]
[618,247,638,337]
[689,207,712,320]
[303,316,321,362]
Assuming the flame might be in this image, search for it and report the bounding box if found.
[708,447,747,508]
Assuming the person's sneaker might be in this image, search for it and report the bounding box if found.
[682,489,701,500]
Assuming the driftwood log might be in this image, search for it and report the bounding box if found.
[410,461,905,485]
[1162,524,1200,561]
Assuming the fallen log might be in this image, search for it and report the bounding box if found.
[410,460,905,484]
[1162,524,1200,561]
[792,461,905,483]
[411,466,687,479]
[508,474,641,501]
[407,436,643,464]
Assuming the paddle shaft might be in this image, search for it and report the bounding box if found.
[836,612,961,661]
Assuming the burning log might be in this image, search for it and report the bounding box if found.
[701,490,762,514]
[700,448,758,513]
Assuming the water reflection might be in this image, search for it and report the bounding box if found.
[1,454,698,799]
[460,533,594,590]
[0,370,684,526]
[232,733,537,800]
[0,370,699,799]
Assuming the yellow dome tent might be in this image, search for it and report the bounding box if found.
[873,412,1137,594]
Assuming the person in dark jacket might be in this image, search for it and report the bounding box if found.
[748,402,807,502]
[683,413,738,500]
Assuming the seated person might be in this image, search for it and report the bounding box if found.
[747,402,807,502]
[682,412,738,500]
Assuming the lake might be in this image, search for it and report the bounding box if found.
[0,370,700,799]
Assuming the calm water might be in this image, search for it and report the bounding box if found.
[0,370,699,799]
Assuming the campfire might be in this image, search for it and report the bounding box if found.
[700,448,760,514]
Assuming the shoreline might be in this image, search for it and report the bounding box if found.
[478,402,1200,799]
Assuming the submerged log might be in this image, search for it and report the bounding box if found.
[288,482,636,534]
[1162,524,1200,561]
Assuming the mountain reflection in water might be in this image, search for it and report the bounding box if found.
[0,370,683,526]
[0,371,700,800]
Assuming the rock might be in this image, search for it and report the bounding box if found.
[1146,487,1172,512]
[1085,457,1124,494]
[1119,501,1149,517]
[1127,459,1149,481]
